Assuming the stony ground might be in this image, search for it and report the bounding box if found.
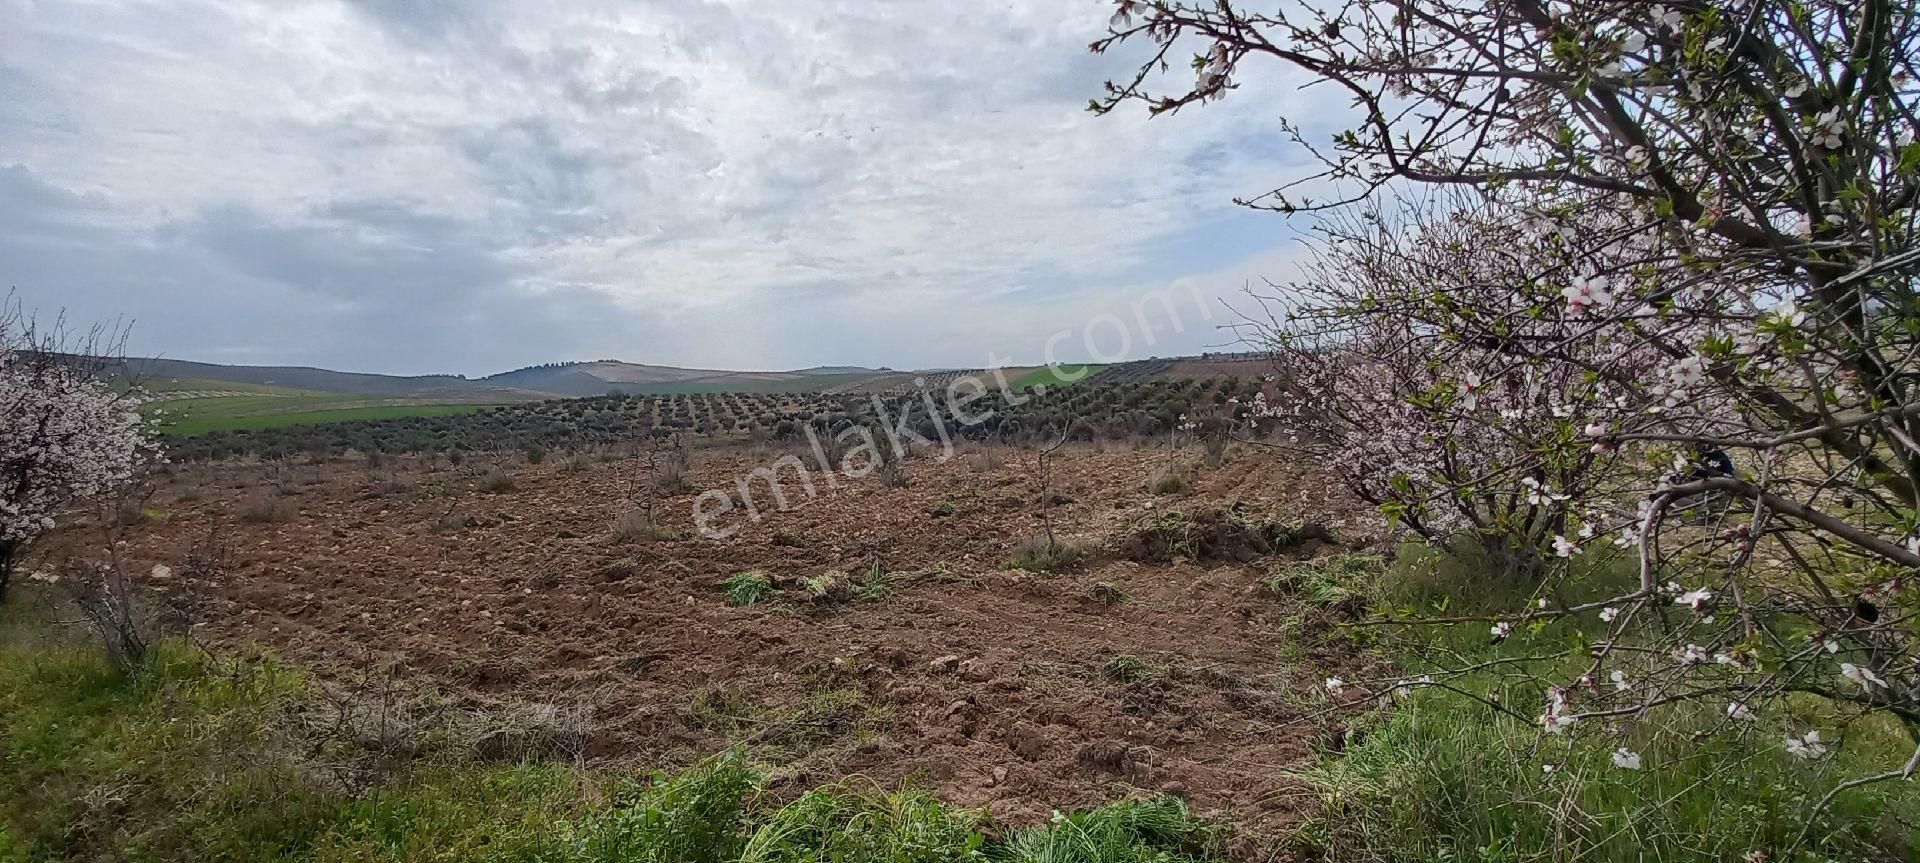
[64,442,1386,838]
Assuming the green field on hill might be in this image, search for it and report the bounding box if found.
[143,379,504,436]
[158,402,499,436]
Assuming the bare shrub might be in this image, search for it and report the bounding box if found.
[239,493,296,524]
[654,457,690,495]
[477,466,516,493]
[1146,463,1190,495]
[877,455,907,488]
[113,482,158,525]
[60,559,148,676]
[965,449,1004,472]
[369,470,416,498]
[613,508,680,543]
[558,451,594,474]
[612,507,654,542]
[432,511,475,532]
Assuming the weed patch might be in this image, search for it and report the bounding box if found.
[1125,507,1327,563]
[1008,535,1088,572]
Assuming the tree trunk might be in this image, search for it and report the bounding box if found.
[0,542,15,604]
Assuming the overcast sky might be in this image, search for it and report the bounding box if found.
[0,0,1330,376]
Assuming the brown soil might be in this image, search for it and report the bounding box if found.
[76,443,1384,839]
[1157,358,1283,381]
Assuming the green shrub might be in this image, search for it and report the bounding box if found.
[999,798,1220,863]
[723,571,773,607]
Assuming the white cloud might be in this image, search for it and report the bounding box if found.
[0,0,1336,372]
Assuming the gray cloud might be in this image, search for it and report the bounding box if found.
[0,0,1334,374]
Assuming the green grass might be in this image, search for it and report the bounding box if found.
[1289,541,1920,863]
[1008,364,1106,391]
[158,402,499,435]
[722,571,774,607]
[0,602,1223,863]
[1264,553,1382,606]
[1302,681,1920,861]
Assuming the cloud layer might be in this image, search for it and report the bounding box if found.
[0,0,1323,375]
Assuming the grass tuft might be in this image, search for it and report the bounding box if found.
[1007,535,1087,572]
[723,571,774,607]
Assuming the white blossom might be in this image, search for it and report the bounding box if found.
[1839,662,1886,690]
[1459,370,1485,410]
[1674,644,1709,665]
[1810,109,1846,149]
[1650,4,1683,32]
[1784,730,1828,760]
[1540,688,1578,733]
[1674,588,1714,610]
[1562,274,1614,314]
[1768,298,1807,329]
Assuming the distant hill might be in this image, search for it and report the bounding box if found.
[102,357,543,399]
[89,353,1253,402]
[786,365,881,376]
[479,360,884,397]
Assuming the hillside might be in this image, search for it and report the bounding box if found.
[480,360,888,396]
[106,356,541,399]
[98,354,1249,407]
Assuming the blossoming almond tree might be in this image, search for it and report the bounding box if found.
[1235,195,1672,569]
[0,304,152,602]
[1092,0,1920,828]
